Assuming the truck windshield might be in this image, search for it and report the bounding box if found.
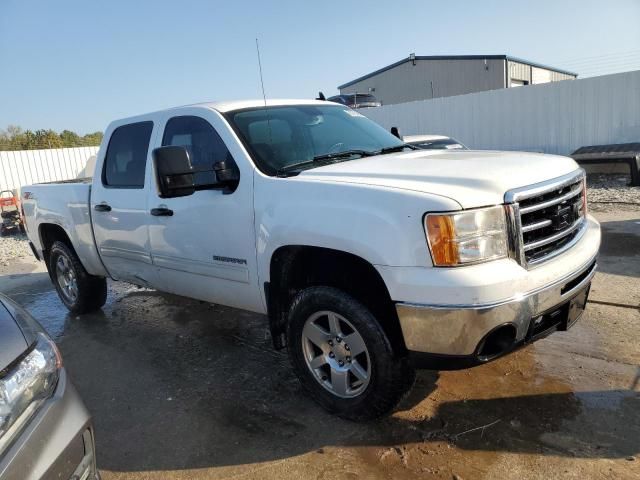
[226,105,405,175]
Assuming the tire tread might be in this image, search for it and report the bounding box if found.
[49,240,107,314]
[287,286,415,421]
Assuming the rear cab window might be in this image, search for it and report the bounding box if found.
[102,121,154,188]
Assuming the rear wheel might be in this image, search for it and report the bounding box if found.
[48,241,107,313]
[287,286,415,421]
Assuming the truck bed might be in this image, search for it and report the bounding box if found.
[21,181,108,277]
[36,177,93,185]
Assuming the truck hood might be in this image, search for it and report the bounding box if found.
[299,150,580,209]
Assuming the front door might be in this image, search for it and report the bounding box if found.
[147,108,262,312]
[91,120,158,287]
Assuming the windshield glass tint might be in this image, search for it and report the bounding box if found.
[227,105,403,174]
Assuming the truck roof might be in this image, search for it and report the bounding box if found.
[107,99,335,129]
[204,98,331,113]
[140,99,332,118]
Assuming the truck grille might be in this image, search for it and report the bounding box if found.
[506,170,587,267]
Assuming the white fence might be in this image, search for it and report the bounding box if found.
[0,146,98,192]
[362,70,640,156]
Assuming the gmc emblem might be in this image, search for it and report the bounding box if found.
[552,204,573,231]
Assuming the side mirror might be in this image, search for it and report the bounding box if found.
[153,146,196,198]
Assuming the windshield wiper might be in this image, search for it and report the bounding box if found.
[312,149,377,162]
[377,144,419,155]
[276,150,376,175]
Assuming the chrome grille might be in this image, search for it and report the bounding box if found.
[505,170,587,267]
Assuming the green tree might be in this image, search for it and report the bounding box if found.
[16,130,37,149]
[81,132,103,146]
[34,129,64,149]
[0,126,103,151]
[60,129,81,147]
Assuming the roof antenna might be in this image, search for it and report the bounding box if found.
[255,38,272,143]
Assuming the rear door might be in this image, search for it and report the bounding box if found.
[91,119,159,286]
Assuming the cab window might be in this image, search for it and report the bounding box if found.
[162,116,234,186]
[102,121,153,188]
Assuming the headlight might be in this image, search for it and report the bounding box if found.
[425,205,508,266]
[0,333,61,445]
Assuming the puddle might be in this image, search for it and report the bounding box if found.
[10,280,150,340]
[18,288,71,339]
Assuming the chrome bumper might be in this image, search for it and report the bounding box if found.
[396,256,597,357]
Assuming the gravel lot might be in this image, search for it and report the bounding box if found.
[0,233,30,267]
[587,174,640,205]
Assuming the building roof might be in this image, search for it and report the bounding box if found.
[337,55,578,89]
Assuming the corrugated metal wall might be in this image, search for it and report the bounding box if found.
[508,60,532,83]
[507,60,575,85]
[0,146,98,192]
[361,70,640,156]
[340,58,506,105]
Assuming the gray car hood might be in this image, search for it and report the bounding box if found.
[0,301,29,372]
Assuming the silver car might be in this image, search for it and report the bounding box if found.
[0,294,98,480]
[403,134,467,150]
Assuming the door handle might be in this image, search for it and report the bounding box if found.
[150,207,174,217]
[94,204,112,212]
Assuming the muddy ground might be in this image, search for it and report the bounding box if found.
[0,205,638,479]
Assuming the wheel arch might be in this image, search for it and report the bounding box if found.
[39,223,76,268]
[265,245,406,356]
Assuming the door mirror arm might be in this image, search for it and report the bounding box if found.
[212,160,240,194]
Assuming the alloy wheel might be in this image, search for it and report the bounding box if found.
[55,255,78,303]
[301,310,371,398]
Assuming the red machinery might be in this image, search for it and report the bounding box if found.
[0,190,24,236]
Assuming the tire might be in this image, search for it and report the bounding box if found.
[287,286,415,421]
[48,241,107,314]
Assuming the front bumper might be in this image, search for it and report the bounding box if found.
[0,369,98,480]
[396,252,598,368]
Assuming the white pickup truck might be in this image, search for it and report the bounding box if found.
[22,99,601,420]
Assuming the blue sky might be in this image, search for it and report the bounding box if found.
[1,0,639,134]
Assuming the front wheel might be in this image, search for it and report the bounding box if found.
[48,241,107,314]
[287,286,415,421]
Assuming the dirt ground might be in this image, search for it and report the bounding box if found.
[0,205,638,480]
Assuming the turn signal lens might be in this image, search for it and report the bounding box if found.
[425,215,458,265]
[425,206,508,266]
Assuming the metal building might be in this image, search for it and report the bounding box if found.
[338,55,577,106]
